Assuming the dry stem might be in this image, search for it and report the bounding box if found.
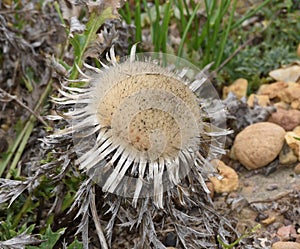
[90,185,109,249]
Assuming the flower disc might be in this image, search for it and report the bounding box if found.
[55,47,228,208]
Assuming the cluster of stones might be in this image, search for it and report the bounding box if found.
[207,62,300,249]
[229,64,300,172]
[208,64,300,194]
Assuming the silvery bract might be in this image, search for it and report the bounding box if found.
[48,45,236,248]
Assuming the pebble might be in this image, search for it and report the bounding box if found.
[234,122,285,170]
[285,132,300,159]
[266,184,278,191]
[223,78,248,99]
[261,216,276,225]
[247,94,270,107]
[268,108,300,131]
[164,232,176,247]
[272,241,300,249]
[292,99,300,109]
[209,159,239,193]
[274,101,290,110]
[293,125,300,134]
[269,65,300,83]
[295,163,300,174]
[277,225,297,241]
[279,144,298,165]
[255,212,268,222]
[257,81,288,99]
[279,82,300,104]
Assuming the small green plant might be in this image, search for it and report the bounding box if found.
[218,224,261,249]
[26,226,83,249]
[26,226,65,249]
[0,214,35,241]
[0,2,118,248]
[223,0,299,93]
[119,0,271,70]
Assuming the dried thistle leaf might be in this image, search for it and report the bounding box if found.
[70,16,86,34]
[59,0,82,20]
[0,232,43,249]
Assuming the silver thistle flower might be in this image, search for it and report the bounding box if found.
[49,45,236,248]
[51,45,228,204]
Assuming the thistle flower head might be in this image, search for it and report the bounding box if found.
[52,45,229,208]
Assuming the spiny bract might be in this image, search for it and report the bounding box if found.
[51,45,228,207]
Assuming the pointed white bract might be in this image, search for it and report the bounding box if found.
[52,46,229,208]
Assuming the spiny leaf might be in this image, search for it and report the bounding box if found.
[66,238,83,249]
[27,226,66,249]
[69,7,115,80]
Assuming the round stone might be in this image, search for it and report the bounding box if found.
[272,242,300,249]
[234,122,285,170]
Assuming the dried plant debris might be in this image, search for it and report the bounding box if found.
[1,1,284,248]
[80,18,135,62]
[223,92,276,146]
[32,46,238,248]
[0,0,65,156]
[0,232,43,249]
[66,0,124,15]
[92,19,135,60]
[0,3,63,89]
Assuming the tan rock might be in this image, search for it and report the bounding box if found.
[223,78,248,99]
[247,94,270,107]
[285,132,300,159]
[291,99,300,109]
[268,108,300,131]
[269,65,300,82]
[234,122,285,170]
[295,163,300,174]
[272,241,300,249]
[274,101,290,110]
[229,146,237,160]
[279,144,298,165]
[293,126,300,134]
[261,216,276,225]
[279,82,300,103]
[257,81,288,99]
[209,159,239,193]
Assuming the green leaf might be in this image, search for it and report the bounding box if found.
[69,7,115,80]
[67,238,83,249]
[27,226,65,249]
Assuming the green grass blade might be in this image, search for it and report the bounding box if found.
[159,0,172,53]
[69,7,115,80]
[135,0,142,42]
[176,0,187,30]
[0,80,52,178]
[177,2,201,57]
[215,0,238,68]
[231,0,271,30]
[6,118,34,178]
[153,0,161,52]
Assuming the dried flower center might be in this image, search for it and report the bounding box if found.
[97,74,199,123]
[128,109,180,155]
[96,73,201,160]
